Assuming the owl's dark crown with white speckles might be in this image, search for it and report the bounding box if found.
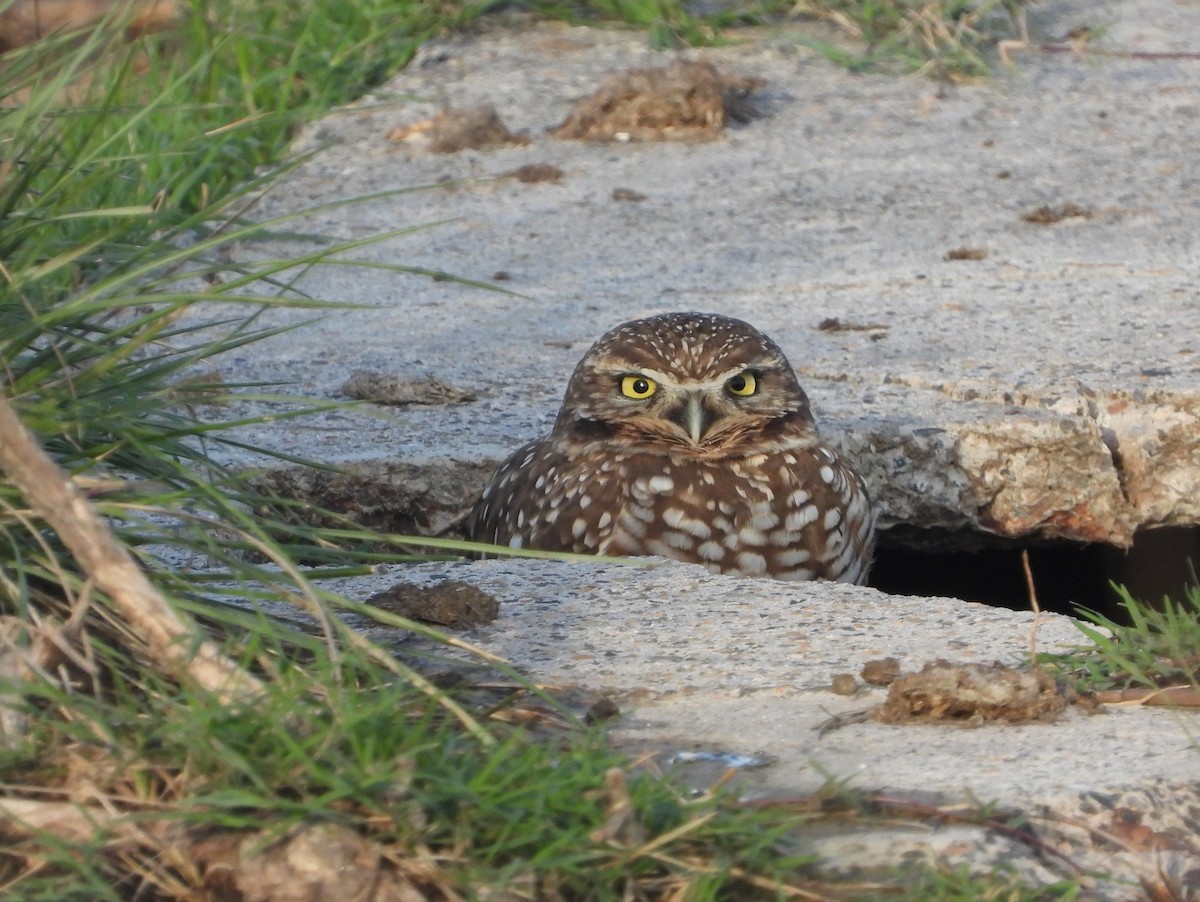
[553,312,816,454]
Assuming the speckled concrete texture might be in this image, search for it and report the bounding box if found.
[214,0,1200,549]
[360,559,1200,898]
[199,2,1200,895]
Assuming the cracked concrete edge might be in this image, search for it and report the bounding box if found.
[805,776,1200,901]
[324,558,1199,899]
[830,394,1130,545]
[839,379,1200,544]
[195,6,1200,550]
[244,384,1197,549]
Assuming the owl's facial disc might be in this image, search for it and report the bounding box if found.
[614,365,767,446]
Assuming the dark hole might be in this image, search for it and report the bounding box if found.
[868,525,1200,624]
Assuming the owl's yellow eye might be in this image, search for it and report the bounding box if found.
[620,375,657,399]
[726,371,758,397]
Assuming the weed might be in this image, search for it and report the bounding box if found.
[1043,585,1200,696]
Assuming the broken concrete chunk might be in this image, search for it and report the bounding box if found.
[247,459,493,537]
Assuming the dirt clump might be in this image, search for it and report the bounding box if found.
[876,660,1068,724]
[340,370,475,406]
[551,60,763,142]
[366,579,500,628]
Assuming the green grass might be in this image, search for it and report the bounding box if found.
[530,0,1030,74]
[0,649,822,898]
[1042,584,1200,696]
[0,0,1097,898]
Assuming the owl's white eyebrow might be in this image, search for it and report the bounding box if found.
[595,365,676,383]
[599,365,761,390]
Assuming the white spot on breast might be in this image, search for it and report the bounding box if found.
[697,540,725,561]
[630,504,655,523]
[572,517,588,539]
[726,528,767,548]
[823,508,842,530]
[516,510,525,529]
[735,551,767,575]
[819,465,835,484]
[597,511,612,530]
[786,505,820,531]
[663,531,697,550]
[788,489,810,507]
[645,475,674,494]
[776,548,812,567]
[615,509,648,540]
[662,508,713,539]
[508,536,523,549]
[749,508,780,532]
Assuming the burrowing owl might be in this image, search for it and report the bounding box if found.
[467,312,875,583]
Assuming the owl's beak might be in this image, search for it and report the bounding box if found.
[677,394,712,444]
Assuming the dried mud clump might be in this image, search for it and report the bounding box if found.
[876,661,1068,724]
[340,370,476,406]
[860,656,901,686]
[389,104,529,152]
[551,60,764,142]
[508,162,564,184]
[366,579,500,628]
[1021,202,1093,224]
[944,246,988,261]
[430,104,528,152]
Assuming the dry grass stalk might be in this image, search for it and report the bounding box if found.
[1022,548,1042,668]
[0,392,263,705]
[0,0,180,51]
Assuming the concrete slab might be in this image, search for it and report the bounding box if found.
[193,2,1200,895]
[356,559,1200,897]
[213,0,1200,549]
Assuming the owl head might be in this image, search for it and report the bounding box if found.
[553,312,816,455]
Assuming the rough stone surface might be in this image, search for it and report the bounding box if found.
[192,2,1200,897]
[345,559,1200,899]
[209,0,1200,553]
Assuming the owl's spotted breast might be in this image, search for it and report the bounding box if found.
[466,312,876,584]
